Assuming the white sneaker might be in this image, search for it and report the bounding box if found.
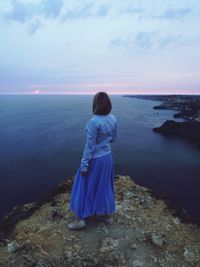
[67,219,86,230]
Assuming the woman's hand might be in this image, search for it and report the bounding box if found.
[81,171,88,177]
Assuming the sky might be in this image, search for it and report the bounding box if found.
[0,0,200,95]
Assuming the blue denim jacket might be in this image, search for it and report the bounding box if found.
[80,113,117,172]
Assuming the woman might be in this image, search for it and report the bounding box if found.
[68,91,117,230]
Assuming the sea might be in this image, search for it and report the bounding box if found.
[0,94,200,221]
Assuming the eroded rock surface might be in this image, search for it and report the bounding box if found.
[0,175,199,267]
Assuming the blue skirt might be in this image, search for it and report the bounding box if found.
[69,152,115,219]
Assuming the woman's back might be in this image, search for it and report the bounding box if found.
[85,113,117,159]
[89,114,117,148]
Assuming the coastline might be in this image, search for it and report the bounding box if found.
[123,94,200,148]
[123,94,200,121]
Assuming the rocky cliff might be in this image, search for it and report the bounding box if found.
[0,175,200,267]
[153,120,200,148]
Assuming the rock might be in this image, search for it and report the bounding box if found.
[51,207,65,219]
[22,255,37,265]
[140,198,145,205]
[184,246,198,264]
[167,244,182,253]
[64,250,72,258]
[112,251,126,265]
[150,255,158,262]
[153,120,200,148]
[101,224,109,234]
[7,242,15,253]
[139,196,153,208]
[7,241,23,253]
[0,202,39,237]
[99,238,119,253]
[65,235,78,242]
[35,260,50,267]
[172,217,180,225]
[151,233,164,247]
[126,191,137,199]
[133,259,144,266]
[131,244,138,249]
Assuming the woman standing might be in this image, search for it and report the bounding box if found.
[68,92,117,230]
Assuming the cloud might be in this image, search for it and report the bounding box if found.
[110,31,200,52]
[61,3,93,20]
[120,7,144,16]
[95,3,111,17]
[158,35,200,48]
[39,0,64,19]
[61,2,111,21]
[158,7,191,20]
[27,19,42,35]
[134,31,158,49]
[109,38,125,49]
[3,0,64,23]
[5,0,35,23]
[3,0,111,25]
[2,0,64,34]
[110,31,158,52]
[118,6,192,21]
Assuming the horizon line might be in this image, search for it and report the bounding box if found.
[1,92,200,96]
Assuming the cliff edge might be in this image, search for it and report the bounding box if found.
[0,175,200,267]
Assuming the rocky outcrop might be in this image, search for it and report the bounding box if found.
[152,96,200,121]
[124,94,200,121]
[153,120,200,148]
[0,175,200,267]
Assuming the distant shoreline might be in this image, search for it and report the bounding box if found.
[124,94,200,148]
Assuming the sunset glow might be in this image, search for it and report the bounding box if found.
[33,90,40,94]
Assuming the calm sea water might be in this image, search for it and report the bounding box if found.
[0,95,200,220]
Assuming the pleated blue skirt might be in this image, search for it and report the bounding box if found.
[69,152,115,219]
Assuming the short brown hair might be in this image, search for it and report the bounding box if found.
[93,92,112,115]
